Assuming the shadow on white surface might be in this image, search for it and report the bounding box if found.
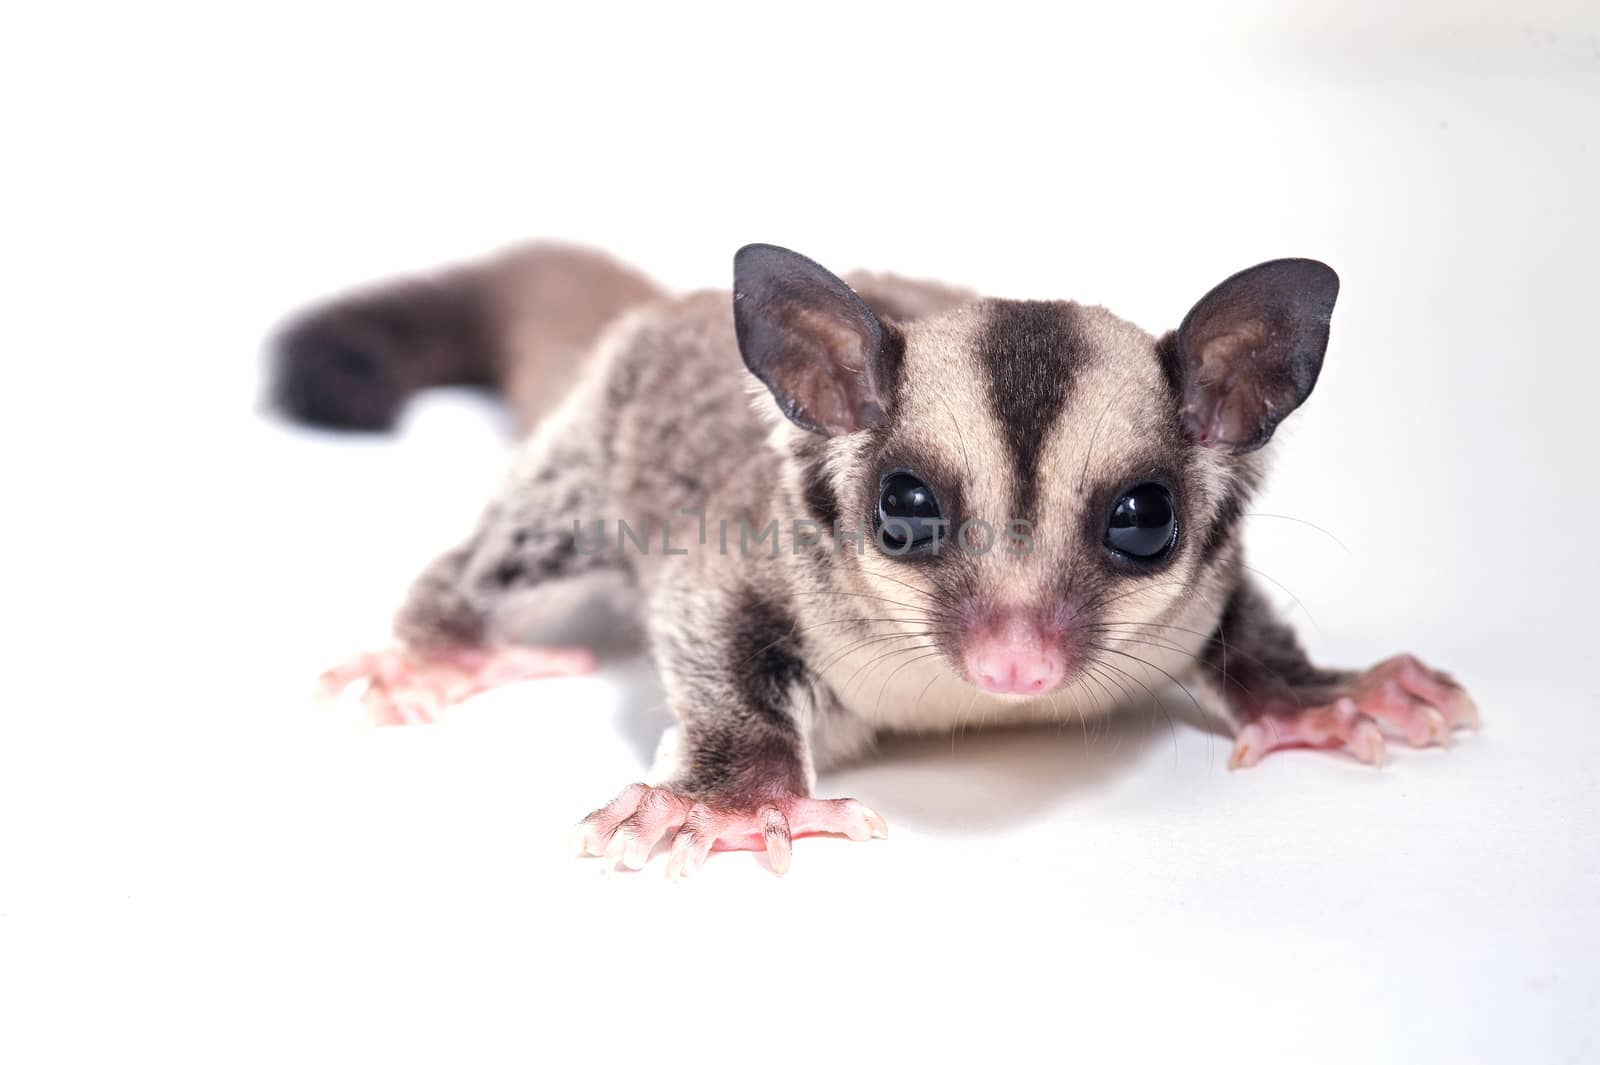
[6,3,1598,1059]
[839,719,1171,834]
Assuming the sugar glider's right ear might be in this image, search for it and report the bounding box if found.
[733,244,892,436]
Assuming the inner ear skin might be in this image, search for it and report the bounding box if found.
[1175,258,1339,452]
[780,304,884,428]
[1184,322,1302,450]
[733,244,895,437]
[790,362,860,434]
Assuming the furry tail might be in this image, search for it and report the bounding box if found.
[270,242,663,432]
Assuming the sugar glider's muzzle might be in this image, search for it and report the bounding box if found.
[960,609,1070,696]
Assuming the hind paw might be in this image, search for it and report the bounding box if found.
[316,645,595,725]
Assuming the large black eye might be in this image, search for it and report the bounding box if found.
[877,472,943,553]
[1105,483,1177,560]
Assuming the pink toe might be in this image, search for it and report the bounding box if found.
[1229,723,1267,769]
[1349,719,1386,767]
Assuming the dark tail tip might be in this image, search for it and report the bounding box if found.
[269,272,495,433]
[270,304,413,432]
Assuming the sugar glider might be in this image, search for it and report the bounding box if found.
[277,241,1478,877]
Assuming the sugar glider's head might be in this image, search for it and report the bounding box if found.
[733,244,1338,699]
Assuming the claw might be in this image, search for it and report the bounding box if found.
[1229,722,1265,770]
[601,829,629,876]
[760,807,792,876]
[666,832,694,881]
[569,824,592,857]
[1423,707,1451,748]
[1350,719,1387,768]
[666,804,717,880]
[621,832,654,871]
[829,800,873,841]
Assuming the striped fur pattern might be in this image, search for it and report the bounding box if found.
[276,242,1353,822]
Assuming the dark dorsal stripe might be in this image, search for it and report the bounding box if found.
[977,301,1086,519]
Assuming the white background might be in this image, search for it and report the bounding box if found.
[4,2,1598,1062]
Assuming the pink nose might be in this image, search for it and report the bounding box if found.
[963,612,1067,695]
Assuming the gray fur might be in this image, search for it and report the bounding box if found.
[292,242,1353,806]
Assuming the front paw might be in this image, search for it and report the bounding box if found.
[1231,653,1479,769]
[571,782,888,878]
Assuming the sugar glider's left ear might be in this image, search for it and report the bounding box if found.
[733,243,891,436]
[1174,258,1340,451]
